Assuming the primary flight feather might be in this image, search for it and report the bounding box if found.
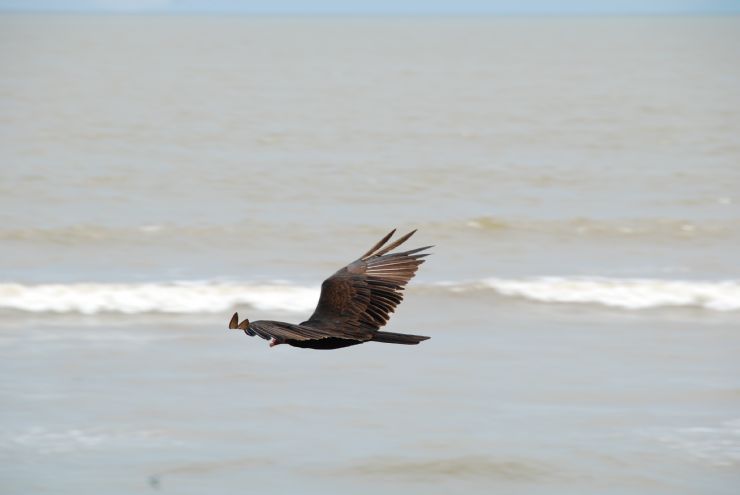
[228,229,432,350]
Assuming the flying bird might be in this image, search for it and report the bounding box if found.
[228,229,432,350]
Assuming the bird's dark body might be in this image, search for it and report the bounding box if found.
[228,229,432,350]
[288,337,362,350]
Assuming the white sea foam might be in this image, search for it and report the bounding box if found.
[10,426,173,454]
[443,277,740,311]
[647,418,740,467]
[0,282,319,315]
[0,277,738,315]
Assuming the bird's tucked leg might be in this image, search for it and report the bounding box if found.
[269,338,283,347]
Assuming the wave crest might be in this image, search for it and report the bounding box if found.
[0,282,319,315]
[0,277,738,315]
[441,277,740,311]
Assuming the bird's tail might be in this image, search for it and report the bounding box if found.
[371,331,430,345]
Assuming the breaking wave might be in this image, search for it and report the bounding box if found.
[0,277,738,315]
[0,281,320,315]
[439,277,740,311]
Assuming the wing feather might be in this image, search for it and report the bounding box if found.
[369,229,417,258]
[247,320,334,342]
[359,229,396,260]
[303,230,432,339]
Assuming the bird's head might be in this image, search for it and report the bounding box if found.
[228,312,250,332]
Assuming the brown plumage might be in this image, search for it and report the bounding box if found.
[228,229,432,350]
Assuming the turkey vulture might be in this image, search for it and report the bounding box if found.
[228,229,432,349]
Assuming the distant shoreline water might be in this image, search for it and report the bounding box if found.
[2,16,739,291]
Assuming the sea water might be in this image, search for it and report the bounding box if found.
[1,14,739,494]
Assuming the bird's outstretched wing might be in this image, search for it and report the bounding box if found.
[247,320,334,342]
[231,310,336,339]
[301,229,432,340]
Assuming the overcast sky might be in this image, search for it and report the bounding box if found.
[1,0,738,14]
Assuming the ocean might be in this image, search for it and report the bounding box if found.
[1,14,739,494]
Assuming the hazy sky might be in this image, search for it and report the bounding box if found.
[1,0,739,14]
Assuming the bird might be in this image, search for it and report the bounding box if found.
[228,229,432,350]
